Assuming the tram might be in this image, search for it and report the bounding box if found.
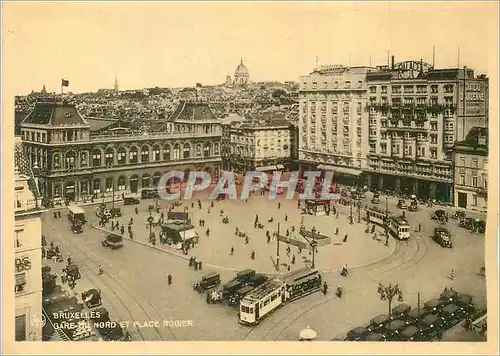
[239,267,322,326]
[387,216,411,240]
[366,206,388,226]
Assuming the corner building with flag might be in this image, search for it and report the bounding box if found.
[19,100,222,203]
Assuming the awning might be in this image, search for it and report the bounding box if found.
[316,165,363,176]
[276,164,285,170]
[182,229,198,240]
[256,165,277,172]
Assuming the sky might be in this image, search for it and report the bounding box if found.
[2,1,498,95]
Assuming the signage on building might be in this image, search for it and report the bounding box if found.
[15,257,32,273]
[458,80,487,116]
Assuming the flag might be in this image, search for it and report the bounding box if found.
[61,79,69,87]
[196,83,202,88]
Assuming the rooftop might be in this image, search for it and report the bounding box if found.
[167,101,218,122]
[21,102,88,126]
[454,127,488,155]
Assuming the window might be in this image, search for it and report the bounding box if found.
[15,229,23,248]
[472,176,478,187]
[141,146,150,162]
[381,143,387,153]
[369,86,376,93]
[15,273,27,294]
[183,144,190,159]
[15,315,26,341]
[431,85,438,93]
[381,86,387,94]
[345,81,351,88]
[214,143,220,155]
[392,86,401,94]
[369,143,376,153]
[472,195,478,206]
[460,175,465,185]
[472,159,478,168]
[431,149,437,159]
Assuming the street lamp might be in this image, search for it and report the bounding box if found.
[357,202,361,223]
[147,215,154,237]
[377,283,402,317]
[349,200,353,224]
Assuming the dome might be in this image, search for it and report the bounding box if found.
[235,59,249,76]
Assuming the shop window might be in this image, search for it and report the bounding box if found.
[15,273,27,294]
[15,315,26,341]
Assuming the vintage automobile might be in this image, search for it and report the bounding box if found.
[397,200,408,209]
[193,272,221,293]
[72,222,83,234]
[371,193,380,204]
[141,188,159,199]
[364,332,387,341]
[367,314,390,333]
[440,288,459,303]
[424,298,446,314]
[123,194,141,205]
[439,303,464,327]
[450,211,467,220]
[102,234,124,249]
[433,227,453,248]
[419,314,444,340]
[408,200,418,212]
[81,288,102,308]
[65,264,81,280]
[345,326,369,341]
[110,208,122,218]
[206,289,223,304]
[398,325,423,341]
[380,319,407,340]
[404,308,429,325]
[456,294,475,315]
[391,303,412,320]
[431,209,447,221]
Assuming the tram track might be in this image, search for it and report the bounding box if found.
[44,218,174,341]
[242,233,427,341]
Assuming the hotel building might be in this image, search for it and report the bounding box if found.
[297,65,373,184]
[364,58,488,201]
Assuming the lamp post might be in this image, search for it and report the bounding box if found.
[310,240,317,268]
[377,283,402,317]
[357,202,361,223]
[147,215,154,237]
[349,200,353,224]
[276,222,280,271]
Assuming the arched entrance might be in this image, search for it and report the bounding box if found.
[65,181,76,202]
[130,175,139,193]
[142,174,151,188]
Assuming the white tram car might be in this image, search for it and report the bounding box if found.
[387,216,411,240]
[239,268,322,326]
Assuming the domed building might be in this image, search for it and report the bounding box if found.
[234,58,250,86]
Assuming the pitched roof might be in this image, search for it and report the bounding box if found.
[85,117,119,132]
[167,101,218,121]
[454,126,488,155]
[21,102,88,126]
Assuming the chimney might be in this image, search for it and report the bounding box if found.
[391,56,395,69]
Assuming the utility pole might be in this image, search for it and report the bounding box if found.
[417,292,421,331]
[276,222,280,271]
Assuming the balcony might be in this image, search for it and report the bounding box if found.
[15,198,43,214]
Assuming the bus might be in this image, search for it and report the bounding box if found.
[366,206,388,226]
[282,267,322,301]
[67,205,86,224]
[387,216,411,240]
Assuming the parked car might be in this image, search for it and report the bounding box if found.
[381,319,407,340]
[433,227,453,248]
[398,325,423,341]
[367,314,390,333]
[345,326,369,341]
[364,332,386,341]
[456,294,475,316]
[397,200,408,209]
[419,314,444,340]
[408,200,418,212]
[391,303,412,320]
[424,298,446,314]
[405,308,429,325]
[450,211,467,220]
[439,303,464,327]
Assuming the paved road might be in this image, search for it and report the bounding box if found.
[42,192,486,341]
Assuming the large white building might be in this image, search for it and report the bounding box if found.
[298,65,373,184]
[14,142,44,341]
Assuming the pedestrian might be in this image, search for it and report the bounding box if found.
[167,273,172,285]
[385,235,389,246]
[267,235,271,243]
[335,227,339,235]
[449,269,455,280]
[206,228,210,237]
[67,257,72,265]
[278,202,281,209]
[191,202,194,208]
[57,211,61,218]
[285,214,288,222]
[230,246,234,255]
[129,231,134,239]
[135,207,138,214]
[251,251,255,259]
[291,255,295,264]
[343,234,348,243]
[286,229,290,236]
[245,236,249,244]
[418,224,421,233]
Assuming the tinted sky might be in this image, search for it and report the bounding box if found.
[3,1,498,94]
